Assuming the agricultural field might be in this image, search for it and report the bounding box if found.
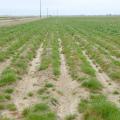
[0,16,120,120]
[0,17,39,27]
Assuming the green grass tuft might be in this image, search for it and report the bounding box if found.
[45,83,54,88]
[81,62,95,76]
[4,88,14,94]
[0,68,17,86]
[78,95,120,120]
[23,103,57,120]
[82,78,102,90]
[65,114,76,120]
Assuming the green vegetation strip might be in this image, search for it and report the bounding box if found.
[78,94,120,120]
[23,103,57,120]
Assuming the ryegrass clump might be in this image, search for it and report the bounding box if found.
[39,40,52,71]
[0,68,17,86]
[110,72,120,81]
[23,103,57,120]
[6,103,16,111]
[0,94,6,102]
[28,92,34,97]
[0,93,11,102]
[4,88,14,94]
[78,95,120,120]
[81,62,95,76]
[52,38,60,76]
[13,58,28,74]
[82,77,102,90]
[45,83,54,88]
[37,87,47,95]
[0,53,6,62]
[39,57,51,70]
[0,102,16,111]
[50,97,58,106]
[0,104,5,110]
[65,114,76,120]
[4,94,11,100]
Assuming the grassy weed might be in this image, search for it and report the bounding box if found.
[0,68,17,86]
[23,103,57,120]
[78,95,120,120]
[82,77,102,90]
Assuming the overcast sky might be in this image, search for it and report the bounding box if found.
[0,0,120,16]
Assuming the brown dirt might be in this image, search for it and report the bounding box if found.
[0,17,40,27]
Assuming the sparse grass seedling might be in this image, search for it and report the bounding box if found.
[113,90,119,95]
[0,68,17,86]
[79,94,120,120]
[4,88,14,94]
[65,114,76,120]
[6,103,16,111]
[37,87,47,95]
[45,83,54,88]
[23,103,57,120]
[28,92,34,97]
[82,78,102,90]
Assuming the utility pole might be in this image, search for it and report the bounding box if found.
[47,8,48,17]
[57,9,59,17]
[40,0,41,18]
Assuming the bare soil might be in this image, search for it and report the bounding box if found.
[0,17,40,27]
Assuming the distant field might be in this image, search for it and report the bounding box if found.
[0,16,40,27]
[0,16,120,120]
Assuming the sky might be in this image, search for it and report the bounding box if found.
[0,0,120,16]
